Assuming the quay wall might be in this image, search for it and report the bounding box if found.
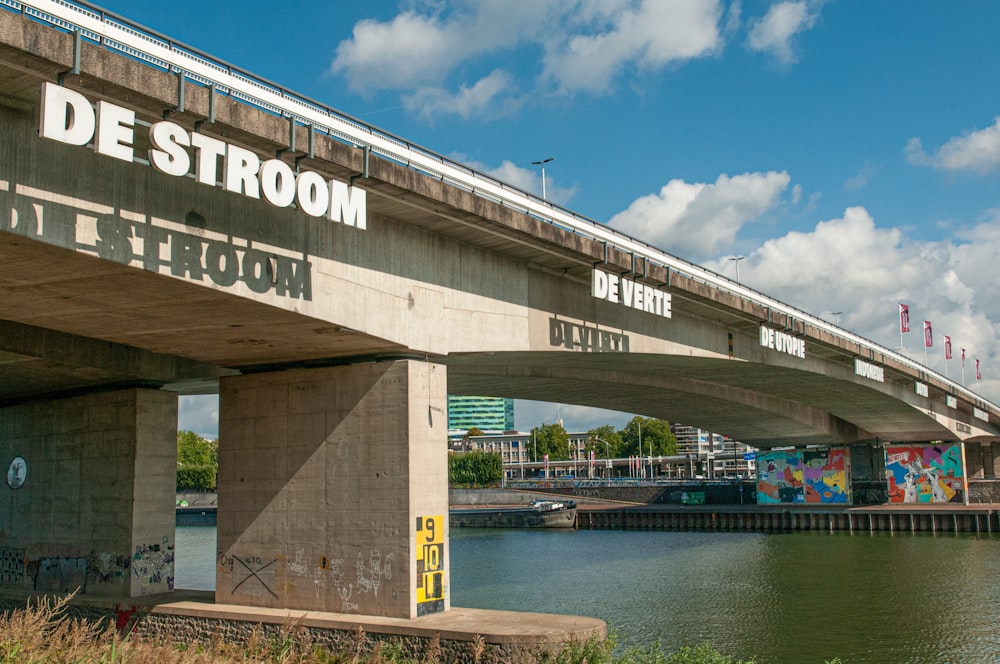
[577,506,999,534]
[133,611,539,663]
[502,479,1000,506]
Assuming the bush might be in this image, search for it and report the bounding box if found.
[448,450,503,486]
[176,465,216,491]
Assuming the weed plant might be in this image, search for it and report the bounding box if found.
[0,595,840,664]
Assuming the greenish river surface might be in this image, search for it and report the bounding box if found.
[175,526,1000,664]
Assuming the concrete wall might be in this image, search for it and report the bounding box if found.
[216,360,448,618]
[0,388,176,596]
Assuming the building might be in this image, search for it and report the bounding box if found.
[672,424,755,479]
[447,395,514,436]
[452,430,615,480]
[449,424,755,481]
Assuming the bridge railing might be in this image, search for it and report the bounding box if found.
[7,0,995,417]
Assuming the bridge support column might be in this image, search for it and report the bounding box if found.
[216,360,449,618]
[0,389,177,597]
[965,442,985,479]
[990,442,1000,478]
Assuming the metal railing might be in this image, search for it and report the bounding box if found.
[6,0,996,416]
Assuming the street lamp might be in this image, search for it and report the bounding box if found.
[829,311,842,326]
[728,255,745,283]
[590,436,614,481]
[532,158,553,200]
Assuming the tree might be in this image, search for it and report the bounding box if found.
[465,427,484,439]
[177,430,218,491]
[531,422,570,461]
[618,416,677,457]
[587,425,624,458]
[448,450,502,486]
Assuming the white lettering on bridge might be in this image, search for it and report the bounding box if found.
[759,326,806,359]
[591,268,671,319]
[854,358,885,383]
[38,82,366,228]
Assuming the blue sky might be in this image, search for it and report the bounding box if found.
[92,0,1000,437]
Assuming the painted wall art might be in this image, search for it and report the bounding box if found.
[757,448,849,504]
[886,444,965,503]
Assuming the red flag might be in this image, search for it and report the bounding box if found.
[962,348,966,366]
[923,321,933,348]
[977,359,982,381]
[899,304,910,333]
[944,336,952,360]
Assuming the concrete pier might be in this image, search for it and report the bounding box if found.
[0,389,176,597]
[216,360,449,618]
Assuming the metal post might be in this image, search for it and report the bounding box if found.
[532,158,553,200]
[728,255,745,283]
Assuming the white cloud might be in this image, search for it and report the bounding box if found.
[906,117,1000,173]
[844,161,876,191]
[607,171,791,259]
[331,3,554,94]
[463,158,577,204]
[331,0,726,115]
[704,206,1000,402]
[542,0,723,94]
[746,1,821,65]
[178,395,219,440]
[331,11,455,92]
[403,70,520,120]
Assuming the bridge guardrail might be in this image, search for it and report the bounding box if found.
[6,0,996,418]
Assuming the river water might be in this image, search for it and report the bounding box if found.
[175,526,1000,664]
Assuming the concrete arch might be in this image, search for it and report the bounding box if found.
[444,351,961,447]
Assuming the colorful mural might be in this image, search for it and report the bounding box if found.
[757,448,849,504]
[885,444,965,503]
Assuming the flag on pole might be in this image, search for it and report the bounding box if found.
[977,359,982,381]
[923,321,933,347]
[962,348,966,366]
[899,304,910,332]
[944,336,952,360]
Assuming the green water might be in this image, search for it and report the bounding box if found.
[176,526,1000,664]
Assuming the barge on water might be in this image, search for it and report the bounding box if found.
[450,500,577,528]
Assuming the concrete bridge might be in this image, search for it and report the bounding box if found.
[0,0,997,625]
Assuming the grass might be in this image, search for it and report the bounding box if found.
[0,595,839,664]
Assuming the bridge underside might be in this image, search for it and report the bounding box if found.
[444,352,957,448]
[0,234,407,403]
[0,232,960,448]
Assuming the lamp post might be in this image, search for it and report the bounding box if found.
[728,255,745,283]
[591,437,613,481]
[532,158,553,200]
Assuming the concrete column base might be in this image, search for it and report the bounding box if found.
[0,388,177,597]
[217,360,448,618]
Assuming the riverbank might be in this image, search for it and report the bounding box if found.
[179,489,1000,533]
[0,591,614,664]
[0,592,776,663]
[0,587,606,663]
